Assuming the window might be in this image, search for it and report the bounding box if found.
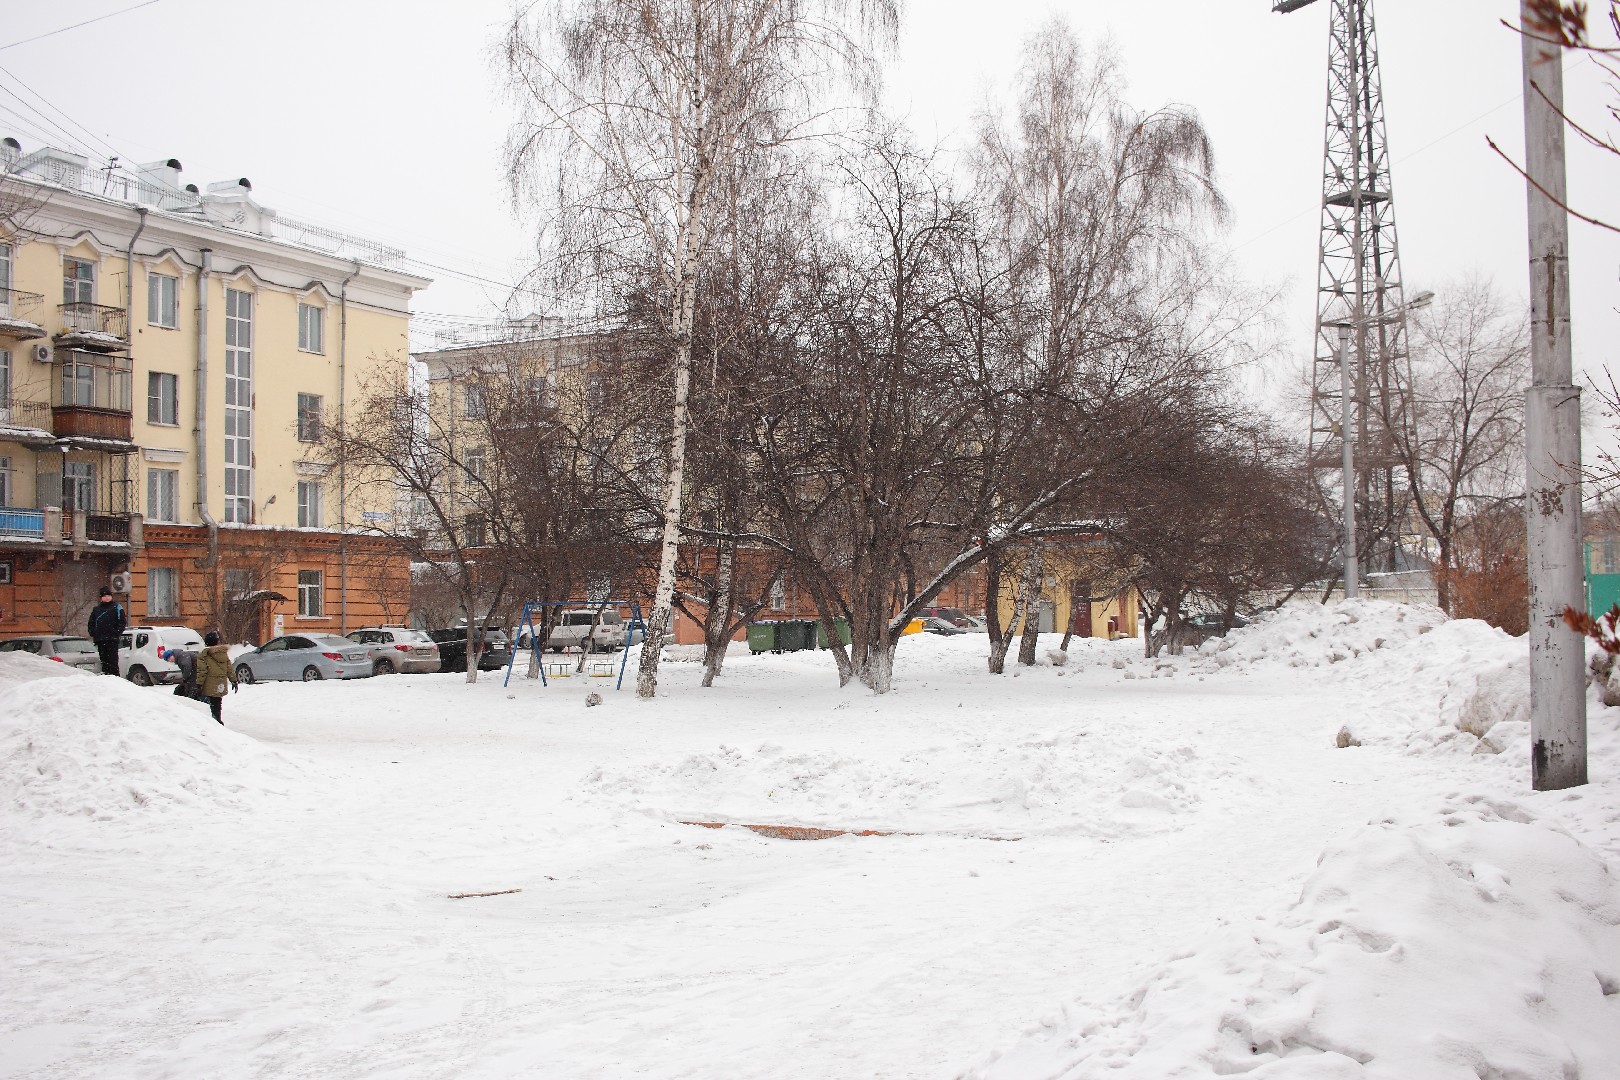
[225,568,253,600]
[0,243,11,301]
[0,455,10,507]
[297,480,323,528]
[147,371,178,425]
[464,446,486,483]
[463,384,485,420]
[223,288,253,523]
[297,570,323,617]
[147,272,178,328]
[462,514,485,547]
[61,359,95,407]
[770,577,786,609]
[297,303,324,353]
[147,468,179,522]
[63,258,94,305]
[63,460,94,511]
[296,393,322,443]
[147,566,177,617]
[0,349,10,414]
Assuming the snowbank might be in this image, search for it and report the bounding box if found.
[577,730,1205,839]
[0,654,304,824]
[961,794,1620,1080]
[1194,599,1446,672]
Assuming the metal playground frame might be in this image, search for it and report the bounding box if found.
[502,599,647,690]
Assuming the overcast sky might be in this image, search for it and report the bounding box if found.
[1,0,1616,388]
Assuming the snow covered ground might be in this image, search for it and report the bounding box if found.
[1,600,1616,1079]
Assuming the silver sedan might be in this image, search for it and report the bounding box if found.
[233,634,374,683]
[0,635,101,671]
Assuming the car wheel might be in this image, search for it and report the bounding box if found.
[127,665,152,687]
[302,665,323,682]
[235,664,255,685]
[374,658,395,676]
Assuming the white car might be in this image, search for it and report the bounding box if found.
[521,608,628,653]
[118,625,206,686]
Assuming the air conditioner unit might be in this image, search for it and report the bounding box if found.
[109,571,133,595]
[32,343,53,363]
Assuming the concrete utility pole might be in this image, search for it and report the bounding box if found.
[1520,0,1586,790]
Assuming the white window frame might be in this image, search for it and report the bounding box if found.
[147,566,178,618]
[463,384,485,420]
[147,371,178,426]
[0,454,11,507]
[147,468,179,523]
[296,480,323,528]
[297,302,324,354]
[147,272,178,329]
[63,257,94,305]
[223,287,254,523]
[465,446,486,483]
[297,569,323,617]
[770,577,787,609]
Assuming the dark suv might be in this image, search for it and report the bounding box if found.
[427,626,512,672]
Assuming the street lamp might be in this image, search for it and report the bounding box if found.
[1326,289,1433,599]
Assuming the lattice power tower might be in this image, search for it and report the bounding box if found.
[1276,0,1419,575]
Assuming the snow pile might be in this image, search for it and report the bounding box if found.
[961,794,1620,1080]
[1195,599,1445,672]
[0,653,304,824]
[577,730,1204,838]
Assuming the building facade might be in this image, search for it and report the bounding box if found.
[0,139,428,639]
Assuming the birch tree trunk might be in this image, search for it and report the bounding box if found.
[989,553,1041,674]
[637,267,700,699]
[701,541,735,687]
[1017,547,1045,666]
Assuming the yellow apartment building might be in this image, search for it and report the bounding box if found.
[0,138,430,643]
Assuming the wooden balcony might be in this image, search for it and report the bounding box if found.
[52,406,133,442]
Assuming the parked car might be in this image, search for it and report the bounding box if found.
[1184,612,1250,638]
[428,626,512,672]
[919,606,975,628]
[519,608,628,653]
[234,634,374,683]
[920,616,974,636]
[345,626,441,674]
[118,625,206,686]
[0,634,100,671]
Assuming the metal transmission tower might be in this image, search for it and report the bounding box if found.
[1276,0,1418,578]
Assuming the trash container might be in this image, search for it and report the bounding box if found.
[775,620,808,652]
[815,617,851,649]
[747,622,778,655]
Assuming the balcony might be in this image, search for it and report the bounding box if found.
[56,302,128,350]
[0,288,47,341]
[52,351,133,444]
[0,507,45,540]
[0,398,56,443]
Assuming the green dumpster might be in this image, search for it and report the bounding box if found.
[816,617,851,649]
[747,622,778,654]
[775,621,809,652]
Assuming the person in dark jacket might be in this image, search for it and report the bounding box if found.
[86,588,126,676]
[168,645,202,700]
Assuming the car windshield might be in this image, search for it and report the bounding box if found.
[391,629,432,644]
[314,636,358,649]
[53,638,96,653]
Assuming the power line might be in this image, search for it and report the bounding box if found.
[0,65,126,165]
[0,0,166,54]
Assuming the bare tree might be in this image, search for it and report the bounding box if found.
[1391,279,1528,613]
[503,0,896,699]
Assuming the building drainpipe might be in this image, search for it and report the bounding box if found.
[122,209,147,563]
[338,259,360,633]
[195,248,219,570]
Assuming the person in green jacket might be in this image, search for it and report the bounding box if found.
[194,631,238,725]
